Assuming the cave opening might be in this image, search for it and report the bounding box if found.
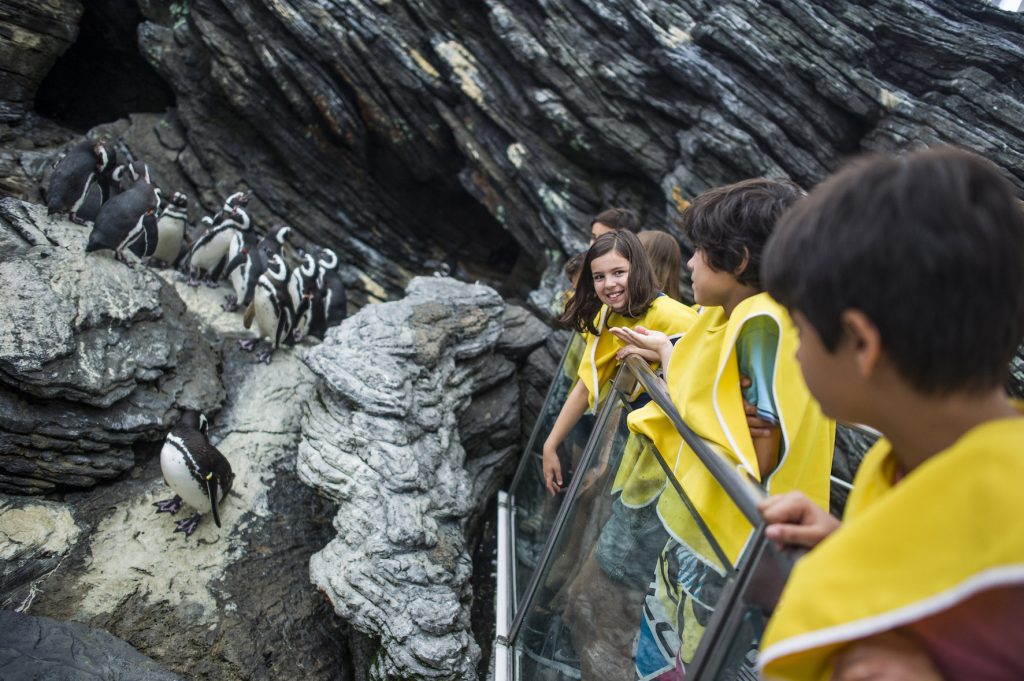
[34,2,174,132]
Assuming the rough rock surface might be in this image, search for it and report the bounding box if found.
[7,1,1022,313]
[0,198,224,494]
[0,609,182,681]
[0,0,83,124]
[300,276,510,681]
[6,277,358,681]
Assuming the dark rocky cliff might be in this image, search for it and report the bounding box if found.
[2,1,1022,306]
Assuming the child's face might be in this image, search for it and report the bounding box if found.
[591,250,630,313]
[687,248,736,307]
[590,221,616,245]
[792,311,855,420]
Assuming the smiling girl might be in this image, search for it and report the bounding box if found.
[542,231,696,496]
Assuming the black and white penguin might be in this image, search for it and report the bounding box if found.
[47,139,117,224]
[187,193,252,287]
[86,163,161,263]
[153,410,234,537]
[288,251,319,341]
[240,253,294,363]
[223,224,292,312]
[150,191,189,267]
[306,247,347,341]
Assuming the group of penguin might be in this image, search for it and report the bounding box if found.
[47,138,352,537]
[47,137,348,365]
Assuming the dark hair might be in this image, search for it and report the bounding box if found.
[591,207,641,234]
[638,230,683,300]
[560,231,659,334]
[563,252,585,286]
[763,147,1024,395]
[681,178,803,290]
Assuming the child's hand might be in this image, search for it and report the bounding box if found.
[616,345,660,362]
[759,491,840,549]
[542,444,563,496]
[609,326,670,353]
[831,630,943,681]
[740,375,777,439]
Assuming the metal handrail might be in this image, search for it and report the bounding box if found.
[621,355,767,526]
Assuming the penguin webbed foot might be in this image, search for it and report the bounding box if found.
[204,278,220,289]
[70,212,87,226]
[291,330,303,344]
[222,295,239,312]
[153,495,183,514]
[186,272,200,288]
[256,348,275,364]
[174,513,203,537]
[238,338,259,352]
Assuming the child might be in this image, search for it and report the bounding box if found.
[611,178,835,680]
[542,230,696,497]
[638,230,684,301]
[590,207,641,244]
[757,148,1024,680]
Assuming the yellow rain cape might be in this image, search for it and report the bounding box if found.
[624,293,834,567]
[759,409,1024,681]
[576,295,697,412]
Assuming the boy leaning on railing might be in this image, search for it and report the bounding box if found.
[757,147,1024,681]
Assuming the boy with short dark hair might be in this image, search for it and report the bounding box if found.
[758,147,1024,680]
[591,207,641,243]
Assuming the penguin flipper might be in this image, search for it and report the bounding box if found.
[223,252,247,278]
[205,473,222,528]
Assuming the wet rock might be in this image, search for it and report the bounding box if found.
[0,609,182,681]
[0,198,224,494]
[300,276,509,680]
[0,495,82,611]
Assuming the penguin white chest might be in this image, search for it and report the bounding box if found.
[160,437,213,513]
[153,215,185,262]
[254,283,280,340]
[192,228,235,270]
[231,258,250,300]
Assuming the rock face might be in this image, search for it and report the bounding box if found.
[300,276,516,681]
[9,276,359,681]
[7,1,1022,312]
[0,198,224,494]
[0,609,183,681]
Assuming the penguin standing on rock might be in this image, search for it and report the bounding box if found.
[241,253,294,363]
[154,410,234,537]
[187,193,251,286]
[47,139,117,224]
[150,191,189,267]
[86,163,161,264]
[304,247,347,341]
[288,251,319,340]
[223,224,292,312]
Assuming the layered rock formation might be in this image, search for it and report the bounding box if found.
[300,277,548,680]
[0,198,223,494]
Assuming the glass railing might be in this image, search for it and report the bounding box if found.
[497,344,873,681]
[508,333,592,606]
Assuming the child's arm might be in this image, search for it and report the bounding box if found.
[542,379,591,496]
[608,326,674,369]
[758,491,841,549]
[615,344,661,363]
[831,630,944,681]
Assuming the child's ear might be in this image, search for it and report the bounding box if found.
[733,246,751,277]
[840,309,881,378]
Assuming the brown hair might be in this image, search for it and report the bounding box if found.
[638,230,683,300]
[591,207,640,234]
[559,231,659,334]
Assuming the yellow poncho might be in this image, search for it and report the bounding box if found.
[625,293,834,567]
[759,409,1024,681]
[576,295,697,412]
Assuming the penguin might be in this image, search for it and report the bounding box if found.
[153,410,234,537]
[187,194,251,287]
[86,163,161,264]
[305,247,347,341]
[288,251,319,341]
[223,224,292,312]
[47,139,117,224]
[240,253,294,363]
[150,191,189,267]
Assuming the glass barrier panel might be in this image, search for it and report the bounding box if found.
[510,334,595,604]
[512,401,742,681]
